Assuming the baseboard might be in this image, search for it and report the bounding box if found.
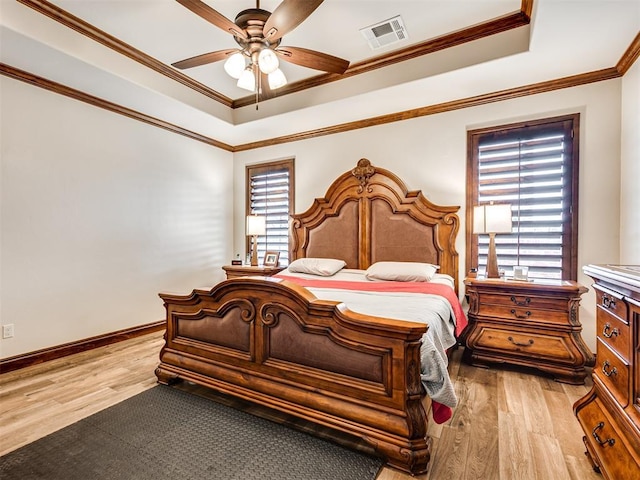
[0,321,165,374]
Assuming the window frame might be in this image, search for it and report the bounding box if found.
[465,114,580,281]
[245,158,294,266]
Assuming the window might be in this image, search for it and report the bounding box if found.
[466,114,579,280]
[246,159,294,266]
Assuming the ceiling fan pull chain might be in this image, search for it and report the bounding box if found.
[256,67,260,110]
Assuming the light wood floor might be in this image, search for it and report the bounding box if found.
[0,332,600,480]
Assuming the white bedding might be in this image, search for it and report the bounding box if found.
[277,268,459,408]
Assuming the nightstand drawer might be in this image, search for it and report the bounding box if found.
[576,395,639,479]
[478,291,569,312]
[472,326,575,363]
[596,307,631,362]
[476,304,568,325]
[595,339,630,408]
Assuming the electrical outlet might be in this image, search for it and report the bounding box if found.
[2,324,14,339]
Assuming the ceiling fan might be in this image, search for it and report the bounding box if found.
[172,0,350,96]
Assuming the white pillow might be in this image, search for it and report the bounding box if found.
[288,258,347,276]
[365,261,439,282]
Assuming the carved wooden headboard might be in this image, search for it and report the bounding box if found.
[290,159,461,292]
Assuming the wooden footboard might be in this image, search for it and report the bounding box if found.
[156,276,432,474]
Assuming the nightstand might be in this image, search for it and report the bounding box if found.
[222,264,285,279]
[463,277,594,384]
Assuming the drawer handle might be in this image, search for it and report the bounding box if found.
[508,336,534,347]
[592,422,615,447]
[510,309,531,319]
[510,296,531,306]
[602,294,617,309]
[602,323,619,339]
[602,361,618,377]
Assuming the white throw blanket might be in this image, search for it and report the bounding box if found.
[305,287,458,408]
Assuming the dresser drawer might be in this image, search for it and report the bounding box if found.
[594,285,628,322]
[476,303,568,325]
[472,326,575,363]
[576,395,640,479]
[595,339,630,408]
[596,307,631,362]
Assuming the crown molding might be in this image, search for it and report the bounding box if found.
[1,61,626,154]
[17,0,233,107]
[233,67,621,151]
[617,31,640,75]
[0,63,234,152]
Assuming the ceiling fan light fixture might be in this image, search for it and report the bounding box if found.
[237,66,256,91]
[223,52,246,79]
[173,0,350,95]
[257,48,279,74]
[268,68,287,90]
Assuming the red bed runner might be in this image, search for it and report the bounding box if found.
[275,274,467,336]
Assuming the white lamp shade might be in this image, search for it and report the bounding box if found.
[258,48,279,74]
[224,52,246,79]
[246,215,266,236]
[268,68,287,89]
[473,204,512,234]
[237,67,256,91]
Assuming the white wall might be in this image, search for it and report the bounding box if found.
[2,73,630,360]
[233,80,626,352]
[0,77,233,358]
[620,60,640,264]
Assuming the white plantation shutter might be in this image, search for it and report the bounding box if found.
[247,159,294,266]
[467,115,579,280]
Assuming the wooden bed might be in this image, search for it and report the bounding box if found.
[155,159,461,475]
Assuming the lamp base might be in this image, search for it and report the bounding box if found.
[486,233,500,278]
[250,235,259,267]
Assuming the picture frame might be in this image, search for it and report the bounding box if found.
[263,251,280,267]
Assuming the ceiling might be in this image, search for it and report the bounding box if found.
[1,1,639,147]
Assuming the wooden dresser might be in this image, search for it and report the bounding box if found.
[464,277,594,384]
[574,265,640,479]
[222,264,285,279]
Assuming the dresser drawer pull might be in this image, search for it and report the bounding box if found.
[602,323,619,338]
[602,361,618,377]
[510,296,531,306]
[601,294,617,309]
[507,336,534,347]
[510,309,531,319]
[592,422,615,447]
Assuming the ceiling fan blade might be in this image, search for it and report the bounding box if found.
[176,0,247,39]
[172,49,239,69]
[263,0,324,43]
[276,46,349,74]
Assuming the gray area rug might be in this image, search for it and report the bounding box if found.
[1,385,383,480]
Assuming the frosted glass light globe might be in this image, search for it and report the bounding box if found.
[224,52,246,79]
[268,68,287,89]
[237,67,256,91]
[258,48,279,75]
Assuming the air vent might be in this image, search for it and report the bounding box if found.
[360,15,408,50]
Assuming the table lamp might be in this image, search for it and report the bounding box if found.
[246,214,266,267]
[473,203,512,278]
